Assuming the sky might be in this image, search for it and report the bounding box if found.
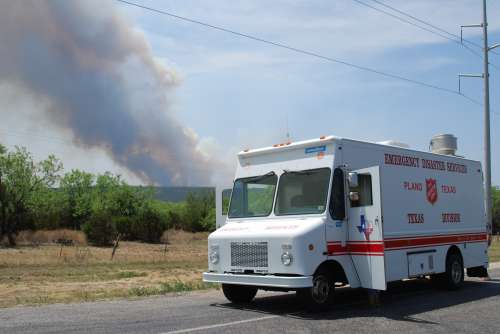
[0,0,499,186]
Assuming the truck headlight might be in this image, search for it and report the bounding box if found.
[209,245,219,264]
[281,251,293,266]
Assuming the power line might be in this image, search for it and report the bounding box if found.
[367,0,500,73]
[368,0,499,56]
[353,0,461,45]
[366,0,500,72]
[352,0,500,70]
[456,95,500,117]
[115,0,499,115]
[353,0,500,72]
[117,1,467,94]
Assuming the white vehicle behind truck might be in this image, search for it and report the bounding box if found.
[203,134,489,309]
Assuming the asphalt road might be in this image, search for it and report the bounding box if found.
[2,268,500,334]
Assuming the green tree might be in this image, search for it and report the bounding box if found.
[160,202,185,230]
[0,146,62,246]
[92,173,148,217]
[183,191,215,232]
[92,172,122,213]
[493,186,500,233]
[200,207,216,231]
[28,187,65,230]
[60,169,94,230]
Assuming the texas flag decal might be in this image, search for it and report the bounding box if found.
[357,214,374,240]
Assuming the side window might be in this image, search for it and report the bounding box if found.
[329,168,346,219]
[221,189,232,215]
[350,174,373,207]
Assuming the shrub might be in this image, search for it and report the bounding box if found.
[200,208,216,232]
[113,216,136,240]
[133,206,166,243]
[166,206,184,230]
[82,211,117,246]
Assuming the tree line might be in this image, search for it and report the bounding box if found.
[0,145,215,247]
[1,144,499,246]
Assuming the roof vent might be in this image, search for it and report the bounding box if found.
[377,140,410,149]
[430,134,457,155]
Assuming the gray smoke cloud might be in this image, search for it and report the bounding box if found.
[0,0,216,185]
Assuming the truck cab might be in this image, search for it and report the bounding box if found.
[204,136,362,308]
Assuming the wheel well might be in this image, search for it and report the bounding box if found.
[446,245,463,263]
[315,260,348,284]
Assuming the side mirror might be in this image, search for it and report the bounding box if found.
[348,172,359,188]
[349,191,360,202]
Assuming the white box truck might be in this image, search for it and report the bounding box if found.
[203,135,489,309]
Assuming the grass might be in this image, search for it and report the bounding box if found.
[15,229,87,245]
[1,232,499,308]
[0,230,212,308]
[489,237,500,262]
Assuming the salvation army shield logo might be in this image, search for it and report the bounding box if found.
[426,178,438,205]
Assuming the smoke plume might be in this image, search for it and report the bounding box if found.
[0,0,217,185]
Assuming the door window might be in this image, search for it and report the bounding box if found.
[350,174,373,207]
[221,189,232,215]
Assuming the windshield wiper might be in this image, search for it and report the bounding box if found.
[244,171,275,182]
[282,169,314,176]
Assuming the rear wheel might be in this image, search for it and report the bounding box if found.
[445,253,464,290]
[296,271,334,311]
[221,284,258,303]
[432,252,464,290]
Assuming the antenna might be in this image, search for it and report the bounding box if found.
[285,112,291,142]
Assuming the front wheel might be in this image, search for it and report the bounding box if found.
[222,284,258,303]
[296,271,334,311]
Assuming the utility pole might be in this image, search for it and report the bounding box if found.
[459,0,498,235]
[482,0,492,237]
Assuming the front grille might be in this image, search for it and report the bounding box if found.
[231,241,268,268]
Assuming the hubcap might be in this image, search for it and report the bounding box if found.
[312,275,330,304]
[451,260,462,284]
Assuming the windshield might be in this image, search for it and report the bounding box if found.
[275,168,331,215]
[228,172,277,218]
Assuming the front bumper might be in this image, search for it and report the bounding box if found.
[203,272,313,288]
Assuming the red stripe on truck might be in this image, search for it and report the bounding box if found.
[384,232,487,250]
[327,232,487,256]
[327,242,384,256]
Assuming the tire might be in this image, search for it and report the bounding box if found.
[432,252,464,290]
[296,271,335,311]
[221,284,258,303]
